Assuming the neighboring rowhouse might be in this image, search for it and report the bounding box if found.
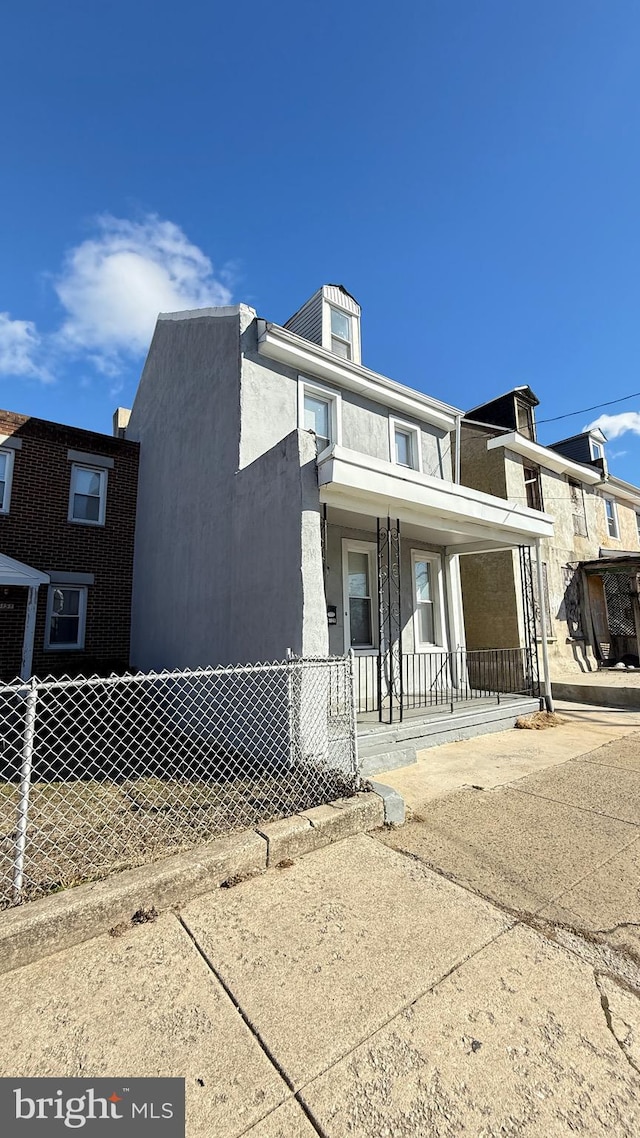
[0,410,139,680]
[125,286,555,764]
[458,386,640,674]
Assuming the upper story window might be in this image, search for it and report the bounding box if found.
[0,448,15,514]
[591,439,604,461]
[69,464,107,526]
[605,496,619,539]
[298,377,341,456]
[390,417,422,472]
[569,479,587,537]
[523,465,543,512]
[516,402,535,440]
[330,307,353,360]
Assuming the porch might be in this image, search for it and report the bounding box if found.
[353,646,540,775]
[314,445,554,769]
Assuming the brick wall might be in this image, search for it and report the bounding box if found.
[0,409,139,680]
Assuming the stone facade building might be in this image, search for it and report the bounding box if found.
[458,387,640,674]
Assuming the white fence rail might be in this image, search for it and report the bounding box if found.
[0,656,358,907]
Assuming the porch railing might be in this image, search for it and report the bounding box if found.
[354,647,537,719]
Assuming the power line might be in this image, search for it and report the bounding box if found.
[537,390,640,425]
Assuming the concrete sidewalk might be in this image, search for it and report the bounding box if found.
[378,700,640,807]
[2,706,640,1135]
[1,834,639,1136]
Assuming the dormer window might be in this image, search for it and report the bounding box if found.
[591,439,604,461]
[330,307,352,360]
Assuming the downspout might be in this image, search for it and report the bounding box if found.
[454,415,462,484]
[534,538,554,712]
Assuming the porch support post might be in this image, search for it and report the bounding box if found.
[534,539,554,712]
[20,586,39,681]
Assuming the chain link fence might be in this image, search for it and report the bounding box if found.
[0,655,358,907]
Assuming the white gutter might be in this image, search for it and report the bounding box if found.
[257,320,459,433]
[599,474,640,508]
[486,431,601,485]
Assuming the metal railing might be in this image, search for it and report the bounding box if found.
[0,656,358,908]
[354,647,536,717]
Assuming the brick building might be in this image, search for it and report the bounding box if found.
[0,409,139,680]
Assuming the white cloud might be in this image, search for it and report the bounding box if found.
[584,411,640,440]
[0,214,234,383]
[54,214,232,366]
[0,312,49,381]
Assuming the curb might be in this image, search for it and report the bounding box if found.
[0,785,402,976]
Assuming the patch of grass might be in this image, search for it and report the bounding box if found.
[1,766,358,908]
[515,711,567,731]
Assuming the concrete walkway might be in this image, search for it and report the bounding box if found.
[1,708,640,1136]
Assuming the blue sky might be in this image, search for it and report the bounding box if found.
[2,1,640,481]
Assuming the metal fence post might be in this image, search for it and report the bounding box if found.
[12,677,38,903]
[348,649,360,783]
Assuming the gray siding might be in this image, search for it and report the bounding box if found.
[549,435,593,465]
[284,290,323,346]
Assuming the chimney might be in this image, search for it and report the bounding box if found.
[113,407,131,438]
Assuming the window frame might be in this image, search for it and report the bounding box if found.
[298,376,342,457]
[411,549,447,652]
[523,464,543,512]
[342,539,378,653]
[590,439,604,461]
[604,496,619,539]
[68,463,108,527]
[389,417,423,473]
[0,447,15,515]
[329,306,353,360]
[44,585,88,651]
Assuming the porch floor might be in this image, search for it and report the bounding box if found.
[357,691,536,733]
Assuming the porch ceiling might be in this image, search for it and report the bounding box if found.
[318,445,554,554]
[0,552,50,588]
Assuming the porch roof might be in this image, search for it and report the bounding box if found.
[0,552,50,588]
[317,445,554,553]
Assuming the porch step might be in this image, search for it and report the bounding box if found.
[357,697,540,777]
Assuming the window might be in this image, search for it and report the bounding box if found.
[569,480,587,538]
[45,586,87,650]
[516,402,534,440]
[342,541,376,649]
[330,307,352,359]
[298,378,341,455]
[591,439,604,461]
[0,448,14,514]
[605,497,619,539]
[390,418,422,472]
[411,550,444,649]
[69,465,107,525]
[523,466,543,512]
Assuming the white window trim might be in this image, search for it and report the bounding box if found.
[298,376,342,457]
[44,585,88,651]
[604,496,619,539]
[320,298,362,364]
[389,417,423,472]
[68,464,108,526]
[0,447,15,515]
[342,539,378,653]
[411,549,448,652]
[591,439,604,460]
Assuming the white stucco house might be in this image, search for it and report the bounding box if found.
[125,285,554,770]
